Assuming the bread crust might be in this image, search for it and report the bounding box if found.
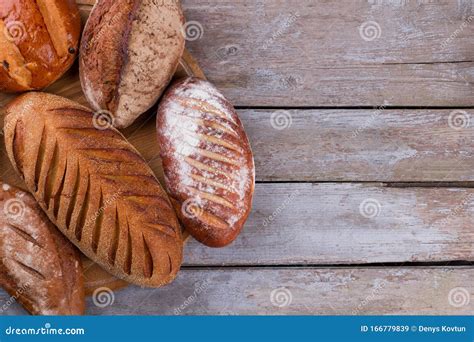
[4,92,183,287]
[157,77,255,247]
[0,0,81,92]
[79,0,185,129]
[0,182,85,315]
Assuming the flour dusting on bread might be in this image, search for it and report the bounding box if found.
[0,183,85,315]
[157,77,255,247]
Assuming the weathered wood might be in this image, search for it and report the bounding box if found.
[184,183,474,265]
[3,267,471,315]
[181,0,473,107]
[241,109,474,182]
[4,108,473,184]
[76,0,473,107]
[0,0,472,316]
[0,179,472,267]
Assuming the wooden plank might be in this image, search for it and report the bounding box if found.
[5,108,472,184]
[177,0,473,107]
[0,179,471,266]
[76,1,473,105]
[241,109,474,182]
[183,183,474,265]
[3,267,470,315]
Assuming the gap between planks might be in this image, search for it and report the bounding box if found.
[77,0,474,107]
[2,266,472,315]
[4,108,474,185]
[179,0,473,107]
[88,267,473,315]
[183,183,474,266]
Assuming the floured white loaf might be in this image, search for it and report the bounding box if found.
[157,77,255,247]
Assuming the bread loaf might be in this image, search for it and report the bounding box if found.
[4,92,183,287]
[0,0,81,92]
[157,77,255,247]
[0,183,84,315]
[79,0,185,129]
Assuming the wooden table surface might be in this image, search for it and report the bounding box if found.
[1,0,473,315]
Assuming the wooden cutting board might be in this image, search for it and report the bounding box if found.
[0,2,206,295]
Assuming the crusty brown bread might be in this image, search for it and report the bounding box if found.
[0,182,84,315]
[157,77,255,247]
[0,0,81,92]
[79,0,185,129]
[4,92,183,287]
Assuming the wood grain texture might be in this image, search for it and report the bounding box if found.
[77,0,474,107]
[178,0,473,107]
[184,183,474,265]
[3,267,471,315]
[241,109,474,182]
[0,0,472,316]
[3,108,474,183]
[3,267,472,315]
[3,153,474,267]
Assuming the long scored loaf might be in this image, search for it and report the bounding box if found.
[157,77,255,247]
[4,92,183,287]
[0,0,81,92]
[79,0,185,128]
[0,183,84,315]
